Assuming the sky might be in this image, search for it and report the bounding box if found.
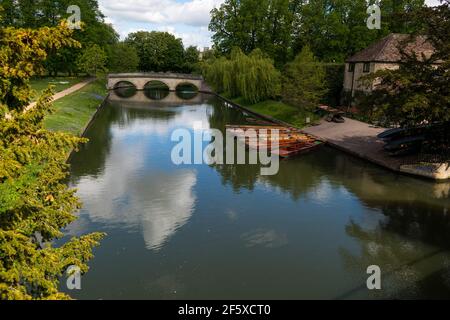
[98,0,444,49]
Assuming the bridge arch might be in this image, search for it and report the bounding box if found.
[144,80,170,91]
[113,81,137,98]
[113,80,137,90]
[144,80,170,100]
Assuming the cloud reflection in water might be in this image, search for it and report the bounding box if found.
[69,108,202,251]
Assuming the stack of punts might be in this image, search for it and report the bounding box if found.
[226,125,323,158]
[378,122,450,157]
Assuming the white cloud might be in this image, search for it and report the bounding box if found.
[426,0,443,6]
[157,25,212,48]
[100,0,223,26]
[98,0,225,47]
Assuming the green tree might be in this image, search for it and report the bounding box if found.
[210,0,427,64]
[0,0,19,26]
[293,0,371,62]
[282,46,327,110]
[0,20,80,110]
[292,0,426,62]
[209,0,293,65]
[360,1,450,127]
[203,48,281,103]
[1,0,119,75]
[107,43,139,73]
[263,0,294,66]
[381,0,427,33]
[125,31,185,72]
[0,16,104,300]
[209,0,248,54]
[183,46,200,73]
[76,44,107,77]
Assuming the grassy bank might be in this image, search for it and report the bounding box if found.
[45,78,107,135]
[30,77,85,101]
[230,97,320,128]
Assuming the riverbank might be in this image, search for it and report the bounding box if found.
[304,117,450,181]
[27,78,95,112]
[234,98,320,128]
[30,76,86,101]
[45,78,108,135]
[218,95,319,129]
[217,93,449,181]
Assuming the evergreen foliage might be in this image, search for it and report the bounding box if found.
[0,13,104,300]
[0,21,80,111]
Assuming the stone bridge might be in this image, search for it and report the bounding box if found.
[108,90,207,107]
[107,72,210,92]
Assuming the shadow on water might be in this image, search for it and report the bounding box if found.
[207,102,450,245]
[214,145,450,243]
[144,88,170,100]
[208,145,450,298]
[143,81,171,100]
[176,90,198,100]
[114,85,137,98]
[66,92,450,299]
[205,96,450,298]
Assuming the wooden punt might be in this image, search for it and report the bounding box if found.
[226,125,288,132]
[226,125,323,158]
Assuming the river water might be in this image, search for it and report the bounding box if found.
[62,90,450,299]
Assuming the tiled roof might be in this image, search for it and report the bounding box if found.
[346,33,435,63]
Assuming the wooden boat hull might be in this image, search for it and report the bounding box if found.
[226,125,323,158]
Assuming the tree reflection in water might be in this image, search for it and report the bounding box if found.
[207,99,450,298]
[67,92,450,299]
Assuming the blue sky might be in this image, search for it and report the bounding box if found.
[98,0,443,49]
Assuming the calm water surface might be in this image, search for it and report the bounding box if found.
[62,90,450,299]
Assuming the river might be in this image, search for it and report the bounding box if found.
[62,89,450,299]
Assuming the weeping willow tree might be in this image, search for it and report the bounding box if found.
[203,48,281,104]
